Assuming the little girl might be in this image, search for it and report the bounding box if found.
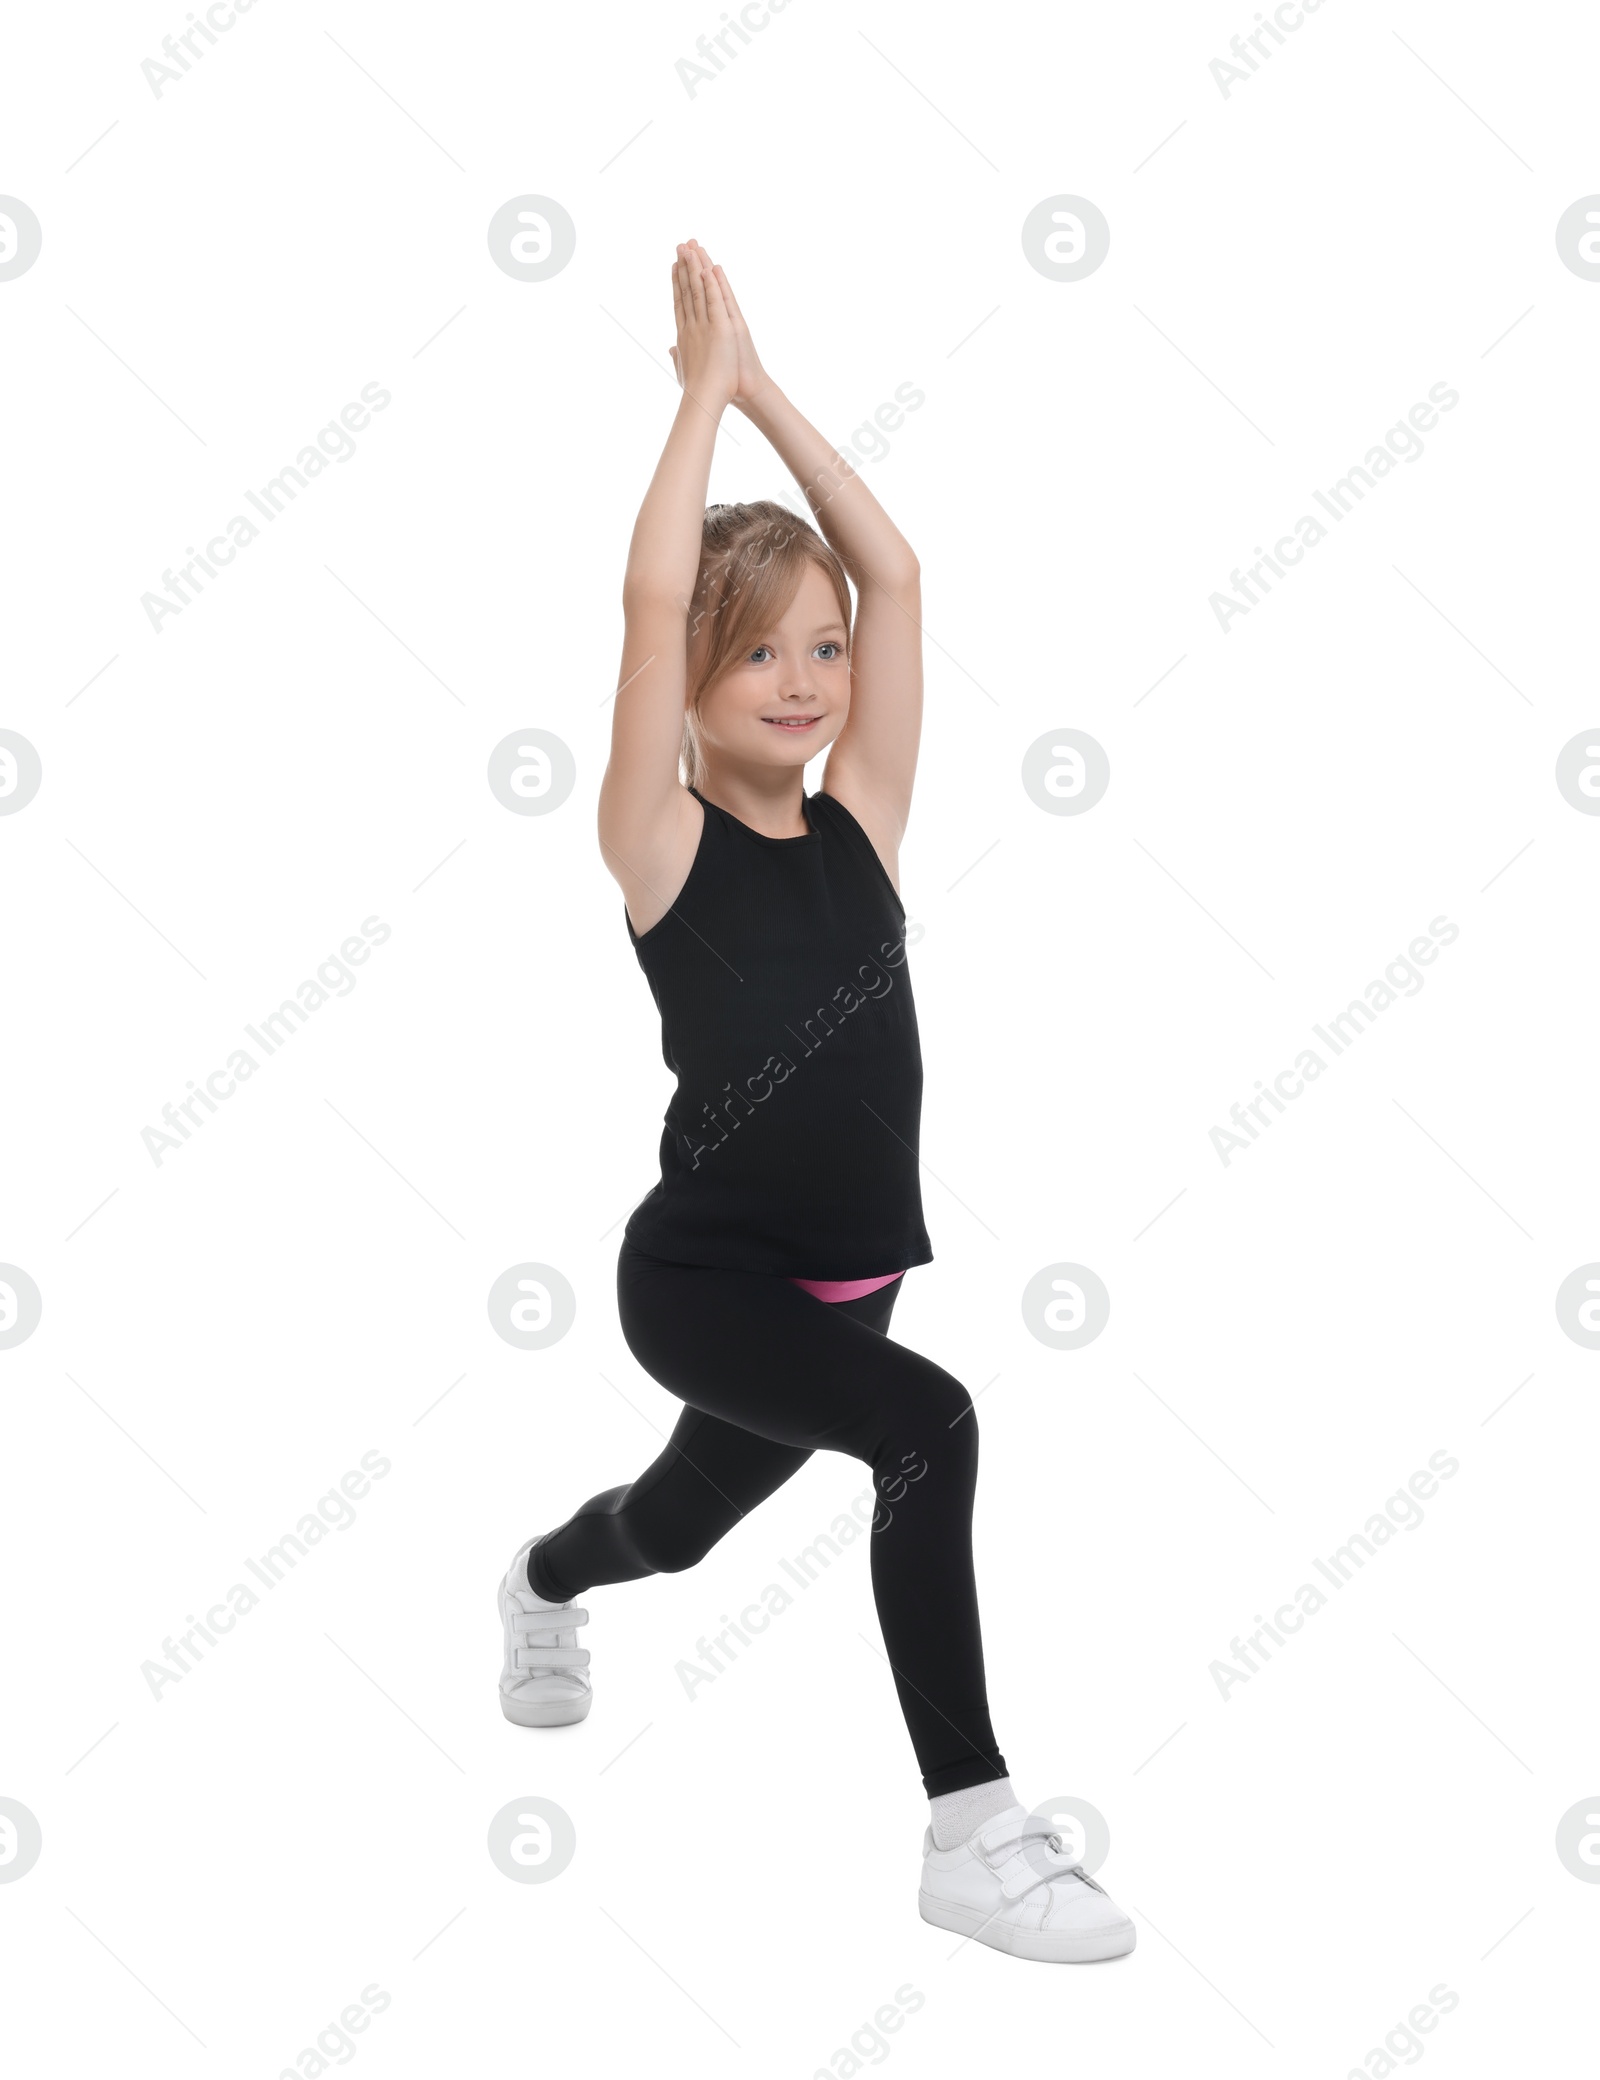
[497,241,1133,1964]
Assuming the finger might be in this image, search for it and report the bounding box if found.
[686,250,707,325]
[712,263,743,326]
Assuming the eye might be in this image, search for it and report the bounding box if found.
[747,645,772,664]
[815,642,840,660]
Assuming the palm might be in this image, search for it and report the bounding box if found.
[690,244,767,403]
[716,289,762,400]
[668,243,738,404]
[728,310,765,402]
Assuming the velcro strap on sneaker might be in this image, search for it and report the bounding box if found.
[975,1804,1032,1856]
[999,1851,1054,1901]
[513,1606,588,1632]
[514,1644,591,1671]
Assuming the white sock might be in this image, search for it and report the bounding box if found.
[929,1775,1018,1849]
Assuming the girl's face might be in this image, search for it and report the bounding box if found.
[690,562,850,773]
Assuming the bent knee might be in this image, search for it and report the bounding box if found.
[928,1374,977,1440]
[876,1373,977,1476]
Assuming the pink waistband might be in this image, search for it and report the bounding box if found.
[787,1270,905,1303]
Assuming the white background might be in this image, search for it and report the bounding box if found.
[4,1,1598,2073]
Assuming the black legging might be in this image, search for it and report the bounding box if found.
[529,1239,1007,1798]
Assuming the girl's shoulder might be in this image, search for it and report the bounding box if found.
[813,783,904,908]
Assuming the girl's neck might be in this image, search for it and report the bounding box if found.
[694,767,811,840]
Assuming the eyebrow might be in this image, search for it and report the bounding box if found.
[750,624,847,643]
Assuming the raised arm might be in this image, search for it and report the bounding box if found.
[598,248,738,924]
[696,244,924,853]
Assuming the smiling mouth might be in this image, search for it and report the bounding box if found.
[762,716,822,729]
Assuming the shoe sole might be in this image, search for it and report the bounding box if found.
[500,1689,592,1727]
[918,1891,1136,1963]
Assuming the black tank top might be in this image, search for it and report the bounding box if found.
[622,783,933,1278]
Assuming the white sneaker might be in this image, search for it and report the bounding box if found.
[498,1538,592,1727]
[918,1802,1136,1963]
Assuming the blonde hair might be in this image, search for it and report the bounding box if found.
[681,501,853,791]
